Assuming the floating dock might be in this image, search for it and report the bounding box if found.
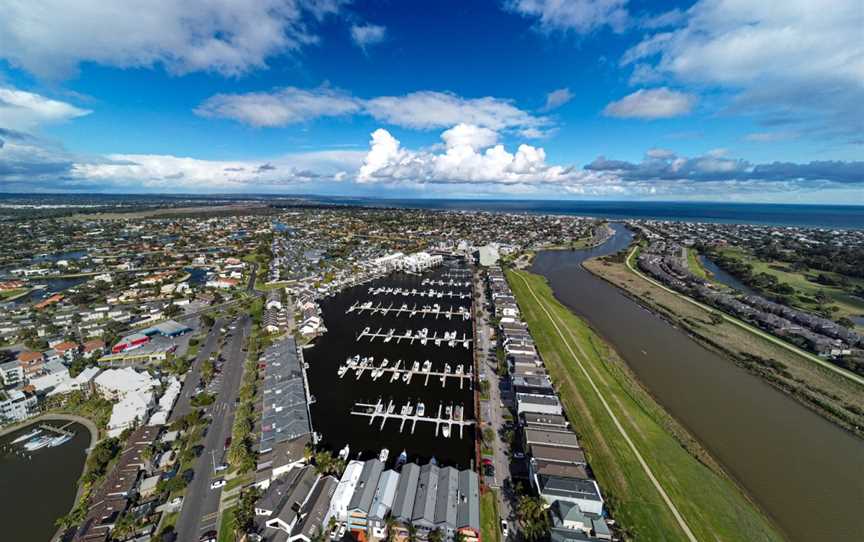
[355,327,472,348]
[346,301,471,320]
[421,278,471,288]
[350,398,474,438]
[366,286,471,300]
[338,357,473,389]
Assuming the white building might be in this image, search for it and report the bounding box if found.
[0,389,37,423]
[327,460,364,524]
[94,367,158,437]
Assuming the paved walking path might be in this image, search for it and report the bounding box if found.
[511,270,698,542]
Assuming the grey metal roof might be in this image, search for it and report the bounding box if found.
[294,476,338,541]
[411,463,439,527]
[434,467,459,528]
[538,475,602,502]
[348,459,384,513]
[392,463,420,523]
[260,337,311,448]
[524,428,580,448]
[274,466,319,527]
[456,470,480,531]
[369,470,400,521]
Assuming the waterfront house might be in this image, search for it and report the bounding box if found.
[347,458,385,535]
[369,470,401,539]
[537,475,604,516]
[391,463,421,537]
[328,460,365,524]
[411,463,440,536]
[290,475,339,542]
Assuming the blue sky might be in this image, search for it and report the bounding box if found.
[0,0,861,202]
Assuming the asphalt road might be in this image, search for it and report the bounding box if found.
[174,314,251,542]
[171,318,225,423]
[473,271,515,531]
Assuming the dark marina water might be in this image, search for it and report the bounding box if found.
[0,422,90,542]
[530,224,864,541]
[698,254,757,295]
[305,259,475,468]
[185,266,210,286]
[31,250,88,264]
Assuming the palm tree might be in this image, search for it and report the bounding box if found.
[516,495,549,542]
[407,523,418,542]
[385,516,398,542]
[428,528,444,542]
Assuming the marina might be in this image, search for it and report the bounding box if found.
[346,300,471,320]
[355,326,472,348]
[337,356,473,389]
[305,257,476,468]
[350,398,475,438]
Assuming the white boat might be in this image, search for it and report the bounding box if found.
[445,405,453,418]
[362,326,370,334]
[442,425,451,437]
[416,402,426,417]
[411,361,420,373]
[11,429,41,444]
[381,358,390,368]
[24,436,51,451]
[50,435,72,447]
[396,450,408,467]
[454,406,463,421]
[338,445,351,460]
[337,365,349,378]
[387,403,396,414]
[379,448,389,463]
[422,360,432,372]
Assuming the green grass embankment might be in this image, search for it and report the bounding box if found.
[506,269,783,542]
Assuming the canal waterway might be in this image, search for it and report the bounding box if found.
[0,422,90,542]
[531,224,864,541]
[698,254,758,295]
[305,258,475,468]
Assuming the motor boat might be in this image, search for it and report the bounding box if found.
[11,429,41,444]
[379,448,389,463]
[396,450,408,467]
[422,360,432,372]
[416,402,426,417]
[338,445,351,460]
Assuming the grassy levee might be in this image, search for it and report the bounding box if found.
[685,248,709,280]
[506,269,783,542]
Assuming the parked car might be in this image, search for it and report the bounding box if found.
[513,452,525,459]
[501,520,509,538]
[210,479,226,489]
[200,530,217,542]
[224,437,232,450]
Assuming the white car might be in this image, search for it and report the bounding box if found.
[210,479,226,489]
[501,520,509,538]
[337,524,347,539]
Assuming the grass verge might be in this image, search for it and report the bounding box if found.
[506,268,783,542]
[217,505,237,542]
[480,489,501,542]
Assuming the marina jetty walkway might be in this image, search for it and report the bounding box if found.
[346,301,471,320]
[356,327,472,348]
[338,357,473,388]
[366,286,472,300]
[350,398,475,438]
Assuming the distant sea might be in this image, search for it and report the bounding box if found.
[328,199,864,230]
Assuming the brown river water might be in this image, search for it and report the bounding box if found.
[531,224,863,541]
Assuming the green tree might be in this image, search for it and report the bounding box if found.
[516,495,549,542]
[428,528,444,542]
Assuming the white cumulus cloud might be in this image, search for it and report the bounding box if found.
[196,88,552,135]
[357,125,581,185]
[350,24,387,50]
[0,87,92,130]
[621,0,864,138]
[195,87,361,128]
[0,0,345,78]
[603,87,695,119]
[505,0,629,34]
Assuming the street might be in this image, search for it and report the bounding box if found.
[174,314,251,542]
[474,271,515,530]
[171,317,225,423]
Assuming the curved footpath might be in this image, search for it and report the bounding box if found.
[511,270,699,542]
[624,246,864,387]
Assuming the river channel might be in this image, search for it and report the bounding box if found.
[0,422,90,542]
[530,224,864,541]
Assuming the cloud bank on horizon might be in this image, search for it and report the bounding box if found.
[0,0,861,202]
